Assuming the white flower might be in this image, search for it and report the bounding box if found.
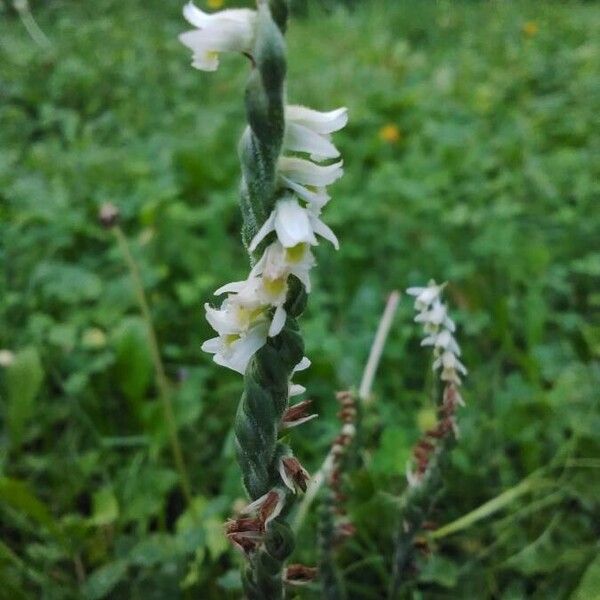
[204,292,264,337]
[278,157,343,213]
[179,3,256,71]
[421,328,461,356]
[202,278,270,372]
[279,156,343,190]
[433,350,468,384]
[284,105,348,161]
[215,276,287,337]
[407,281,446,311]
[250,241,315,292]
[0,350,15,367]
[409,281,467,392]
[249,197,339,252]
[414,299,455,333]
[288,356,310,397]
[202,322,268,374]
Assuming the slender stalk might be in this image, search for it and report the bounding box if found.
[430,474,553,540]
[13,0,52,50]
[112,226,193,507]
[293,292,399,534]
[359,291,400,403]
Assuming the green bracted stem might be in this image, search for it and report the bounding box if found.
[388,442,451,599]
[234,2,307,597]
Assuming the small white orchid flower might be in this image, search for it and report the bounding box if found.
[204,295,265,337]
[433,350,468,385]
[421,328,461,356]
[202,322,268,374]
[278,157,344,189]
[215,276,287,338]
[406,281,447,311]
[179,3,256,71]
[279,175,330,211]
[287,356,310,398]
[250,241,316,292]
[284,105,348,161]
[414,299,456,333]
[249,198,339,252]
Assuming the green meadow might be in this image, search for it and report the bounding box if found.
[1,0,599,597]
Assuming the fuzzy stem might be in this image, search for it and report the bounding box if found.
[113,226,194,507]
[387,443,446,598]
[234,2,303,596]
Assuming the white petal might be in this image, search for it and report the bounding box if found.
[249,212,276,252]
[183,2,212,27]
[294,357,311,372]
[285,123,340,161]
[290,264,312,292]
[214,280,246,295]
[283,414,318,428]
[289,384,306,397]
[274,199,317,248]
[183,4,256,28]
[216,325,267,374]
[279,157,344,187]
[249,250,268,279]
[269,304,287,337]
[309,214,339,249]
[278,459,296,493]
[205,303,239,335]
[279,175,330,210]
[201,336,221,353]
[286,105,348,134]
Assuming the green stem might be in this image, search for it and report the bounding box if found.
[113,226,193,507]
[430,474,553,540]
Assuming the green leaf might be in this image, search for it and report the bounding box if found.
[82,560,128,600]
[371,427,411,476]
[89,488,119,527]
[571,553,600,600]
[0,478,60,539]
[113,317,153,405]
[418,555,459,588]
[5,347,44,447]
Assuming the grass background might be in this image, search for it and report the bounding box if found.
[1,0,599,598]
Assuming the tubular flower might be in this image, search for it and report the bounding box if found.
[249,197,339,251]
[201,279,269,373]
[179,3,256,71]
[250,241,315,292]
[284,105,348,161]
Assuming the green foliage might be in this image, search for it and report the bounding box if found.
[0,0,599,598]
[4,348,43,447]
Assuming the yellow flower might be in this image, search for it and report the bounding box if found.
[379,123,401,144]
[522,21,539,38]
[207,0,224,8]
